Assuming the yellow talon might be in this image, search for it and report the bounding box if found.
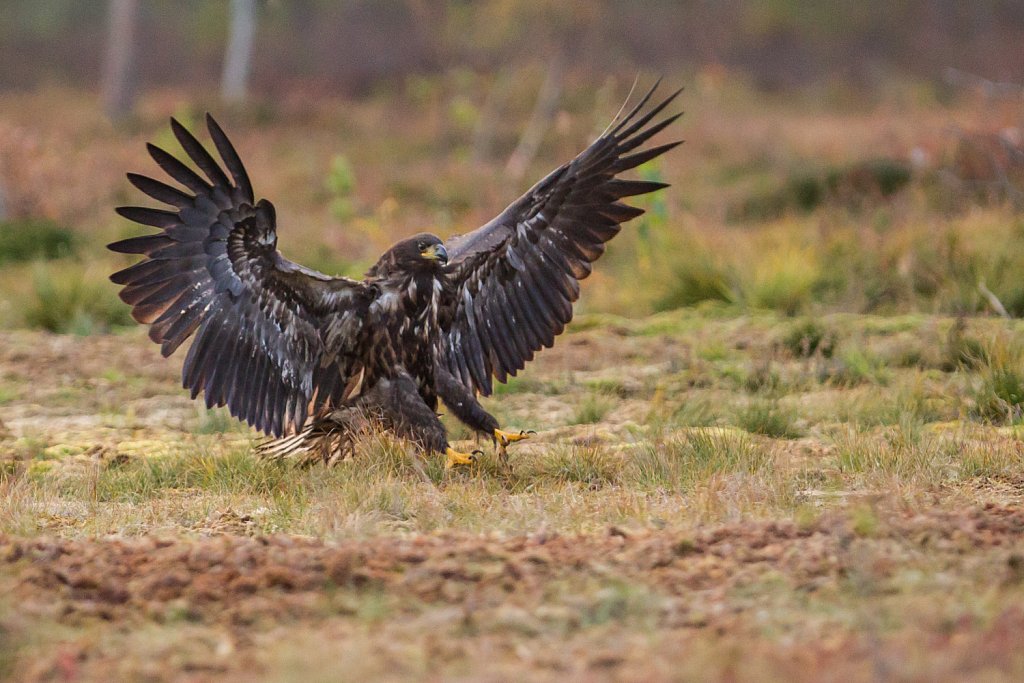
[445,447,478,470]
[494,429,531,447]
[493,429,531,472]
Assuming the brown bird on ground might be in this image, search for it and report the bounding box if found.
[109,81,681,469]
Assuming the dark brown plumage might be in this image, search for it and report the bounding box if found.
[109,81,681,465]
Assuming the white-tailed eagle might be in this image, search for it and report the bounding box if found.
[109,81,681,468]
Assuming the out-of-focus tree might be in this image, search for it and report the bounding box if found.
[505,53,565,181]
[100,0,138,120]
[3,1,1024,96]
[0,168,8,221]
[221,0,258,103]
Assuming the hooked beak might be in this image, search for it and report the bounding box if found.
[421,243,449,265]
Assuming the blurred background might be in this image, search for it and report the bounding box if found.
[2,0,1024,334]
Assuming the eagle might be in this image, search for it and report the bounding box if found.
[109,81,680,469]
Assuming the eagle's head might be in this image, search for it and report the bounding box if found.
[368,232,448,278]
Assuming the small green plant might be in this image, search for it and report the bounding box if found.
[743,360,782,394]
[828,347,889,387]
[194,407,241,434]
[851,504,880,537]
[959,439,1021,479]
[325,154,358,221]
[669,397,721,428]
[833,423,947,478]
[0,218,76,263]
[542,445,620,487]
[579,581,660,628]
[971,332,1024,424]
[571,392,614,425]
[494,375,551,395]
[631,429,767,490]
[942,319,986,371]
[747,248,822,315]
[95,447,289,503]
[656,247,735,310]
[735,400,801,438]
[782,318,836,358]
[23,262,132,334]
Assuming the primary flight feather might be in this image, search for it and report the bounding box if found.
[109,81,681,467]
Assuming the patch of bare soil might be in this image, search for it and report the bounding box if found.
[4,503,1024,681]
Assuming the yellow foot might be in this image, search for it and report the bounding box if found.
[494,429,532,447]
[493,429,533,470]
[445,447,480,470]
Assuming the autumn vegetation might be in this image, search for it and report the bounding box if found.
[3,2,1024,680]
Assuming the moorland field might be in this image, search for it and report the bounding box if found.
[3,74,1024,680]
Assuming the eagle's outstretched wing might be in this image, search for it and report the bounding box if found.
[109,114,369,437]
[441,81,681,395]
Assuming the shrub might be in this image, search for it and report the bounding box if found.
[23,262,132,334]
[747,247,822,315]
[0,218,76,263]
[971,331,1024,424]
[630,429,767,490]
[734,400,801,438]
[571,392,614,425]
[782,317,837,358]
[542,445,620,487]
[728,159,911,222]
[655,245,735,310]
[827,347,889,386]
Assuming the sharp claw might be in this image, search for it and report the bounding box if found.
[445,447,477,470]
[494,428,532,447]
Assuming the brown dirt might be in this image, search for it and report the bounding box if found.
[4,503,1024,681]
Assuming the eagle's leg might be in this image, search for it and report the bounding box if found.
[378,373,478,470]
[435,368,530,466]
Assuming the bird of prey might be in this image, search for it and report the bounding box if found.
[109,81,680,469]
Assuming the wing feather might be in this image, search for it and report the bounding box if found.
[442,82,680,395]
[126,173,193,207]
[110,115,369,436]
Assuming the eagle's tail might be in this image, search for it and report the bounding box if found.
[255,408,365,465]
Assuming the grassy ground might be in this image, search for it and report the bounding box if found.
[3,310,1024,681]
[2,78,1024,680]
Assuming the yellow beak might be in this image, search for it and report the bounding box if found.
[421,243,449,264]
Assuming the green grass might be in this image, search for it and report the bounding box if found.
[734,400,801,438]
[22,261,132,334]
[959,438,1022,479]
[571,392,615,425]
[94,447,292,503]
[194,407,246,434]
[665,396,722,428]
[0,218,76,264]
[829,347,890,386]
[782,317,837,358]
[748,247,823,315]
[971,331,1024,424]
[540,445,621,487]
[629,429,768,491]
[831,422,953,480]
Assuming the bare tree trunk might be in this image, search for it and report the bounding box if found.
[221,0,258,103]
[100,0,139,121]
[0,163,8,222]
[471,68,511,165]
[505,55,565,182]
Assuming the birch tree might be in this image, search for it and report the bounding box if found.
[221,0,258,103]
[100,0,139,120]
